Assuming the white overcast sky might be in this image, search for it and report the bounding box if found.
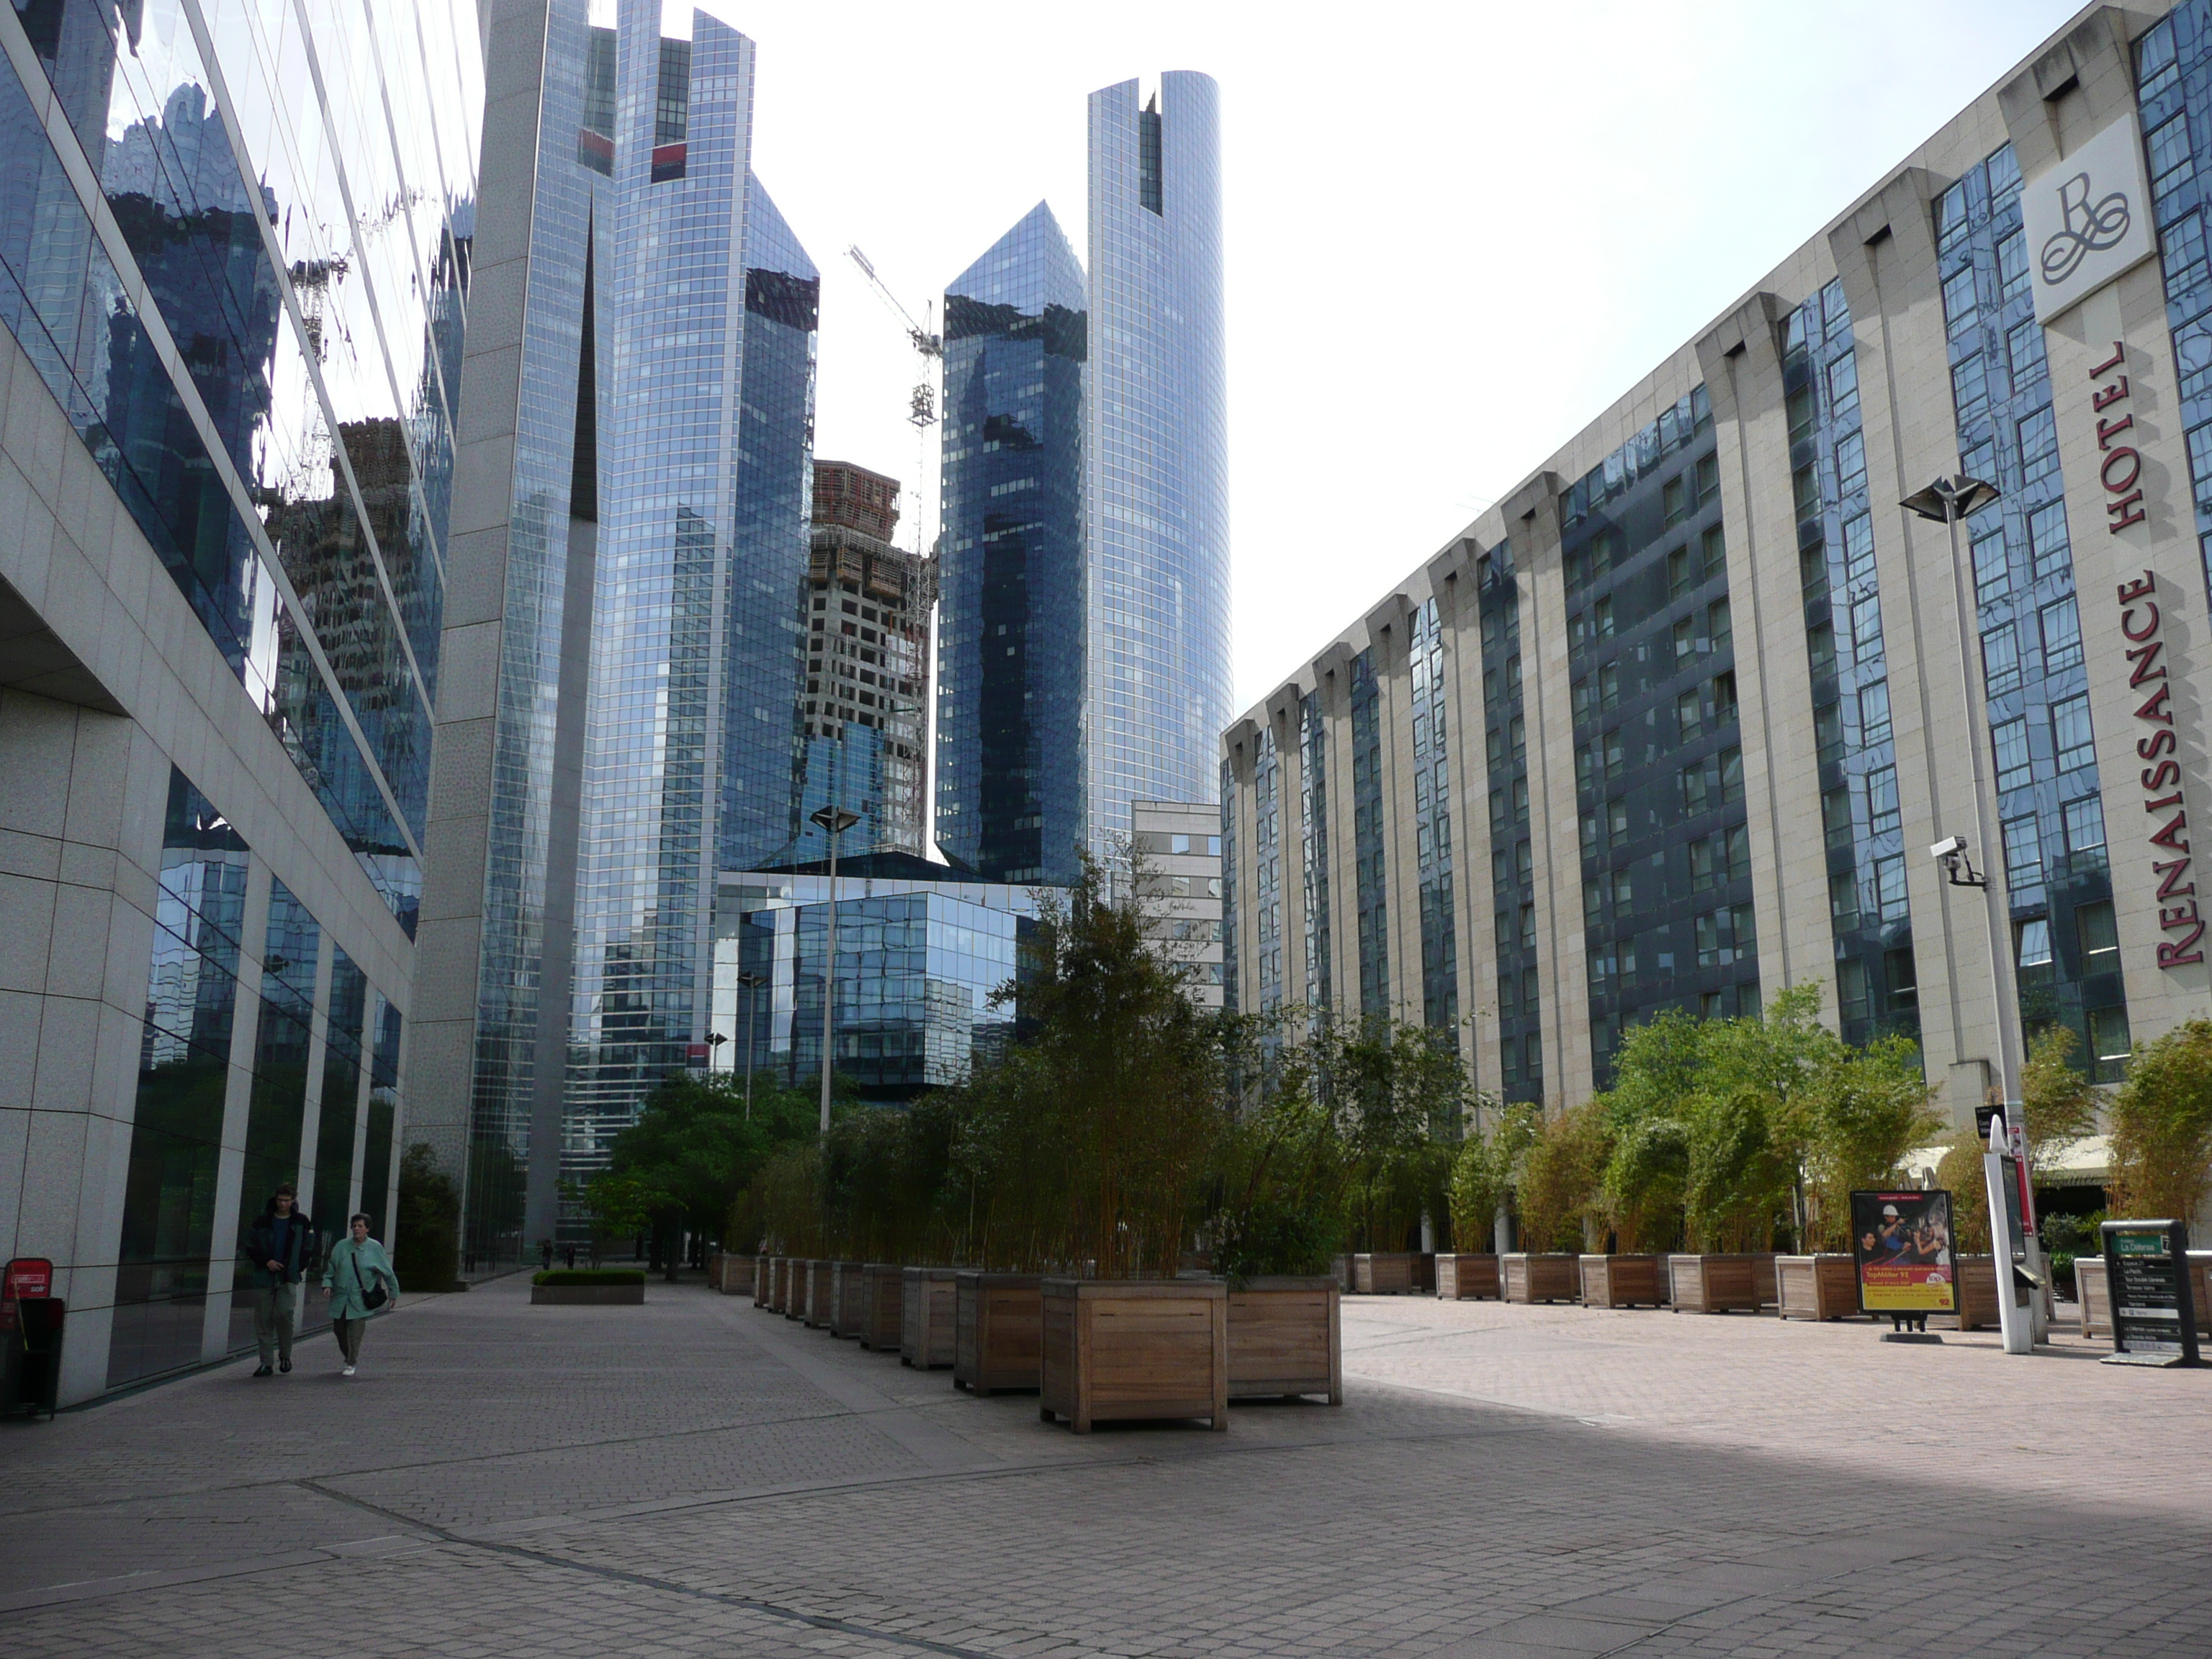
[721,0,2086,714]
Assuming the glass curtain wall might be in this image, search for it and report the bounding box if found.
[1784,282,1918,1045]
[1350,649,1389,1018]
[1563,387,1758,1082]
[1298,693,1333,1016]
[937,203,1087,885]
[1936,143,2128,1079]
[1409,598,1460,1030]
[0,0,482,934]
[2139,9,2212,601]
[1253,724,1283,1010]
[1478,542,1542,1102]
[1220,762,1239,1014]
[1084,74,1229,855]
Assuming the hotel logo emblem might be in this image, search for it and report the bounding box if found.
[2022,118,2157,323]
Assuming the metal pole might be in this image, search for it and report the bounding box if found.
[820,815,838,1138]
[1940,498,2039,1352]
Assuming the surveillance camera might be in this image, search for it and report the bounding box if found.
[1929,835,1966,860]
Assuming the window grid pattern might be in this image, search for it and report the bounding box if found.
[1254,724,1284,1010]
[1478,543,1540,1101]
[1565,390,1757,1082]
[2137,8,2212,604]
[1298,692,1333,1015]
[1936,140,2126,1071]
[1220,759,1238,1014]
[1350,649,1389,1018]
[1785,284,1916,1043]
[1410,598,1458,1030]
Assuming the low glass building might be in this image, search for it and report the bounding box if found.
[711,868,1038,1099]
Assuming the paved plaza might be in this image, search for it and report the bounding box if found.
[1,1274,2207,1657]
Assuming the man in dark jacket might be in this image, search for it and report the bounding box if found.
[241,1184,315,1376]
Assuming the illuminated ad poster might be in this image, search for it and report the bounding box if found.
[1850,1190,1957,1313]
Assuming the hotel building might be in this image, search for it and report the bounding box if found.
[1223,2,2212,1147]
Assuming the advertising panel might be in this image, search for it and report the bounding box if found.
[1851,1191,1956,1314]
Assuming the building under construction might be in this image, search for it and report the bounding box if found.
[795,459,937,860]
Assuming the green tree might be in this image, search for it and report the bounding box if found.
[598,1070,819,1256]
[1518,1100,1611,1251]
[2107,1018,2212,1221]
[1795,1032,1941,1249]
[2021,1024,2100,1168]
[1449,1099,1539,1250]
[392,1142,459,1290]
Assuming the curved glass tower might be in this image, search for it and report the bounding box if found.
[1084,73,1230,853]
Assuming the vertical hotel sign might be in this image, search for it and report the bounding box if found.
[2026,120,2204,971]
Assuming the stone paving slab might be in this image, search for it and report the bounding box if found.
[0,1273,2206,1656]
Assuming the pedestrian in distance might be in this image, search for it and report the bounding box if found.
[539,1237,555,1272]
[323,1213,399,1377]
[241,1183,315,1377]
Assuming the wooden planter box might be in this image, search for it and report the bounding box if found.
[858,1263,905,1351]
[1040,1277,1228,1432]
[1501,1253,1578,1303]
[1747,1251,1781,1307]
[1580,1254,1665,1308]
[901,1267,959,1367]
[1227,1276,1340,1402]
[1948,1254,1999,1331]
[1776,1254,1858,1321]
[768,1256,790,1313]
[1330,1254,1352,1291]
[716,1253,755,1295]
[1352,1253,1417,1294]
[1434,1253,1501,1300]
[830,1261,868,1337]
[2077,1256,2110,1338]
[953,1272,1043,1393]
[751,1255,771,1305]
[1668,1254,1763,1313]
[804,1259,834,1328]
[786,1257,813,1321]
[1409,1253,1437,1292]
[531,1284,644,1305]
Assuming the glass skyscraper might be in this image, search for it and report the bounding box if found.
[0,0,477,1401]
[937,202,1087,885]
[428,1,820,1248]
[1084,73,1230,855]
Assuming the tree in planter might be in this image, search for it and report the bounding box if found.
[2107,1017,2212,1222]
[1314,1017,1467,1253]
[392,1143,459,1290]
[1794,1030,1941,1250]
[1517,1101,1611,1251]
[2020,1024,2100,1169]
[1209,1045,1352,1283]
[1448,1099,1539,1252]
[1596,1010,1704,1251]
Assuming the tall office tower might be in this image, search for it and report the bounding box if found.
[797,460,935,861]
[1084,75,1230,855]
[0,0,480,1403]
[425,2,816,1255]
[936,204,1087,884]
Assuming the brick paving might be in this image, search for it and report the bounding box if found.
[1,1274,2207,1656]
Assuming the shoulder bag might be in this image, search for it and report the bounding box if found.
[349,1245,390,1312]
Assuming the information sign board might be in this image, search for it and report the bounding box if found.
[1851,1191,1956,1314]
[2101,1220,2200,1366]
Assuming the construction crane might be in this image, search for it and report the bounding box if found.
[845,246,942,559]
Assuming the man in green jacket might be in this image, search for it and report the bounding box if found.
[240,1184,315,1377]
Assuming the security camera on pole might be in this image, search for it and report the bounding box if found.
[1905,473,2049,1350]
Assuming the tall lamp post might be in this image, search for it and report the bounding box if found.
[810,801,860,1137]
[1902,472,2044,1353]
[735,969,768,1120]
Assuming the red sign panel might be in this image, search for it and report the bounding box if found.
[4,1257,54,1302]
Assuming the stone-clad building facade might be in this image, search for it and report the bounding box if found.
[1225,1,2212,1140]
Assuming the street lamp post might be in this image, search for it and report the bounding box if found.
[810,801,860,1137]
[1902,472,2044,1353]
[735,969,768,1120]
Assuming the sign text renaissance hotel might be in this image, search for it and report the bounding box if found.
[1221,1,2212,1125]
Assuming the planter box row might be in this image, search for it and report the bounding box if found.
[2074,1252,2212,1341]
[747,1256,1341,1432]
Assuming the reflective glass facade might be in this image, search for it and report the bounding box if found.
[1477,542,1542,1101]
[1409,598,1459,1029]
[1937,141,2128,1079]
[711,872,1037,1098]
[1084,75,1229,853]
[937,202,1086,884]
[565,4,816,1170]
[1785,282,1920,1047]
[1298,693,1332,1015]
[1252,724,1282,1009]
[1564,389,1758,1083]
[2142,4,2212,595]
[0,0,480,932]
[1350,648,1388,1017]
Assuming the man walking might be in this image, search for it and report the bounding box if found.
[241,1184,315,1377]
